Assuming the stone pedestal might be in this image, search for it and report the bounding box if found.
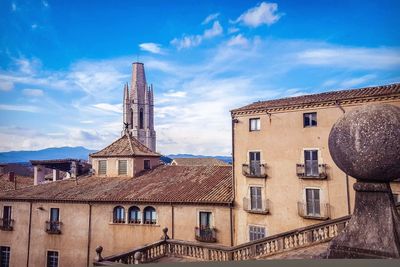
[327,182,400,258]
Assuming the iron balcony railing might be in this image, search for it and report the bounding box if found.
[243,197,270,214]
[195,227,217,243]
[144,219,157,225]
[296,163,327,179]
[242,163,267,178]
[45,221,62,234]
[0,218,14,231]
[297,202,330,220]
[128,219,141,224]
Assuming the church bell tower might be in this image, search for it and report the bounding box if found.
[122,62,156,152]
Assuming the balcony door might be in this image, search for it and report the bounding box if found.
[199,212,212,230]
[304,150,318,177]
[306,188,320,216]
[250,187,262,210]
[249,152,261,176]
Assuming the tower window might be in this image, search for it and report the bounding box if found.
[139,108,144,129]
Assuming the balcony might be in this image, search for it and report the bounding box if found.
[296,163,327,179]
[242,163,267,178]
[195,227,217,243]
[297,202,330,220]
[243,197,270,214]
[0,218,14,231]
[45,221,62,234]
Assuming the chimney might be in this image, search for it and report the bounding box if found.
[9,171,15,182]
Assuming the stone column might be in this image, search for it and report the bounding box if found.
[34,165,45,185]
[52,169,60,181]
[326,103,400,258]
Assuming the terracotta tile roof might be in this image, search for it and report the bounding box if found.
[0,165,233,205]
[0,174,33,191]
[232,83,400,113]
[171,158,230,166]
[90,134,160,158]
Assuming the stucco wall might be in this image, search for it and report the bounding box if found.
[91,157,160,177]
[1,201,231,267]
[232,100,400,245]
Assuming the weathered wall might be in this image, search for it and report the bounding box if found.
[1,201,231,266]
[91,157,160,177]
[232,99,400,245]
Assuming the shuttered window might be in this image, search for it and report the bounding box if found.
[98,160,107,175]
[118,160,128,175]
[250,187,262,210]
[47,251,59,267]
[304,150,318,177]
[306,188,321,216]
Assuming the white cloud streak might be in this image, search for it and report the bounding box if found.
[233,2,282,27]
[22,88,44,96]
[202,13,220,25]
[0,104,40,113]
[139,43,164,54]
[171,21,223,49]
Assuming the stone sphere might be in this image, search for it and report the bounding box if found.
[328,103,400,182]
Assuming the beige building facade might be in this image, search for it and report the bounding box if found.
[230,83,400,244]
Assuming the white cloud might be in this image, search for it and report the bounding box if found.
[31,24,38,29]
[233,2,282,27]
[42,0,49,8]
[228,27,240,34]
[92,103,122,113]
[227,34,249,47]
[203,21,223,39]
[171,21,223,49]
[339,74,376,88]
[163,90,187,98]
[22,89,44,96]
[297,47,400,69]
[202,13,220,25]
[0,79,14,91]
[0,104,40,113]
[139,43,163,54]
[11,2,16,11]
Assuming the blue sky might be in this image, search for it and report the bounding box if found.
[0,0,399,155]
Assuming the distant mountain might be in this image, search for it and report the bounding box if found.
[167,154,232,164]
[0,146,96,163]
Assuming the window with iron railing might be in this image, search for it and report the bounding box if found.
[113,206,126,224]
[298,189,330,220]
[243,197,270,214]
[296,150,327,179]
[46,208,62,234]
[128,206,141,224]
[0,206,13,231]
[143,206,157,224]
[0,246,10,267]
[242,152,267,178]
[195,226,217,243]
[47,251,59,267]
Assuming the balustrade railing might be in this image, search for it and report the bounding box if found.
[242,163,267,178]
[94,204,400,265]
[296,163,327,179]
[0,218,14,231]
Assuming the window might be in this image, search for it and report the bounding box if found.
[144,160,151,170]
[139,108,144,129]
[128,206,141,224]
[249,226,265,241]
[199,212,212,229]
[1,206,12,230]
[249,118,260,131]
[47,251,58,267]
[304,150,319,177]
[118,160,128,175]
[113,206,125,223]
[47,208,61,234]
[250,187,262,210]
[98,160,107,175]
[306,189,321,216]
[143,206,156,224]
[303,112,317,127]
[249,152,261,176]
[0,246,10,267]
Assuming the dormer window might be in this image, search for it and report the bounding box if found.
[144,160,151,170]
[98,160,107,175]
[118,160,127,175]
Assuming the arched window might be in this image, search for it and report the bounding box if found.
[139,108,144,129]
[143,206,156,224]
[128,206,141,224]
[113,206,125,223]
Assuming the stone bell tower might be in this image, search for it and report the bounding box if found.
[122,62,156,152]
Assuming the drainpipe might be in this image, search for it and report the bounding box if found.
[26,202,33,267]
[171,203,174,239]
[229,205,234,246]
[231,115,238,246]
[86,203,92,267]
